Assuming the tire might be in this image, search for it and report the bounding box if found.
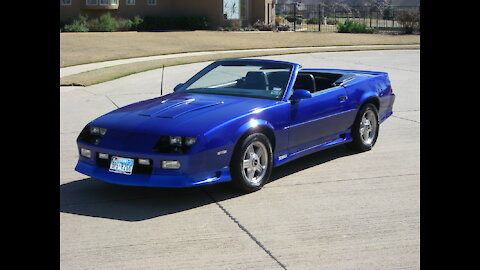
[347,103,379,151]
[230,133,273,192]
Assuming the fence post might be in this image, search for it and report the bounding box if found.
[318,4,321,32]
[369,7,372,28]
[392,7,395,29]
[363,7,366,25]
[293,3,296,32]
[267,3,270,25]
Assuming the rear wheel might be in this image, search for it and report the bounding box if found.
[347,104,379,151]
[230,133,273,192]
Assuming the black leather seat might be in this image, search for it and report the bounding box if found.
[241,71,268,90]
[293,73,316,93]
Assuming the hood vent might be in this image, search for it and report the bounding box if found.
[139,98,224,119]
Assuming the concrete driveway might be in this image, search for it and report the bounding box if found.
[60,50,420,269]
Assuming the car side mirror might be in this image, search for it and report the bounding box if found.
[290,89,312,102]
[173,83,184,92]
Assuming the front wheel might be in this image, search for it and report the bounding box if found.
[347,104,379,151]
[230,133,273,192]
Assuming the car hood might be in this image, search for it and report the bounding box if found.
[90,92,279,137]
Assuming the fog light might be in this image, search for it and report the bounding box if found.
[162,160,181,169]
[138,159,150,166]
[98,153,109,159]
[80,148,92,159]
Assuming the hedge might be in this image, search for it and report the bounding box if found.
[137,16,209,31]
[61,14,209,32]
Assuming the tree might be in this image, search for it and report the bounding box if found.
[396,8,419,34]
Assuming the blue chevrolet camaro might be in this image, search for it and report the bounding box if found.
[75,59,395,192]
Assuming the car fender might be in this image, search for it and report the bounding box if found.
[358,92,380,111]
[201,116,275,156]
[235,119,275,145]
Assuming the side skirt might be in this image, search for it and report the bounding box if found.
[273,132,352,167]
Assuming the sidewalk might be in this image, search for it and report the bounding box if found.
[60,44,420,78]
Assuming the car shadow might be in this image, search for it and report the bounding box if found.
[269,145,356,183]
[60,145,356,222]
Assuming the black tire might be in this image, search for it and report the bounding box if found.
[347,103,379,151]
[230,133,273,192]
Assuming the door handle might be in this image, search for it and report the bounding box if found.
[338,96,348,102]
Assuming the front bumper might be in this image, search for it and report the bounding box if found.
[75,142,232,188]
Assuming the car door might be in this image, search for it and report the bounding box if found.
[288,85,350,155]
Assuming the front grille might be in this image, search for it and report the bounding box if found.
[96,153,153,175]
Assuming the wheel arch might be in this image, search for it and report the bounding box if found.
[360,96,380,111]
[233,120,276,156]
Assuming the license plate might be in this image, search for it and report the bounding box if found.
[109,156,134,175]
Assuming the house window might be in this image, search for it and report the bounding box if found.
[223,0,246,20]
[87,0,117,5]
[86,0,98,5]
[126,0,135,5]
[147,0,157,6]
[60,0,72,5]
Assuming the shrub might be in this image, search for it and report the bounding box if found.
[116,18,133,31]
[63,14,89,32]
[337,20,374,33]
[397,9,420,34]
[226,19,242,31]
[284,15,303,24]
[60,14,207,32]
[306,18,318,24]
[89,13,118,32]
[111,16,144,31]
[252,20,275,31]
[277,24,290,31]
[130,16,144,31]
[137,16,209,31]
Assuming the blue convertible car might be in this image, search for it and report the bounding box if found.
[75,59,395,192]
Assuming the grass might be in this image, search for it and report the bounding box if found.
[60,31,420,68]
[60,44,419,86]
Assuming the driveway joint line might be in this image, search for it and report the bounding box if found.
[77,88,120,109]
[391,115,420,124]
[203,189,288,270]
[105,95,120,109]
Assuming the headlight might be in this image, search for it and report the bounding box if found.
[169,136,183,146]
[77,125,107,145]
[185,137,197,146]
[90,126,107,136]
[154,136,197,154]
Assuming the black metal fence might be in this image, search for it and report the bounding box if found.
[272,3,420,34]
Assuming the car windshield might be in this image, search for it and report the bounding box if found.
[176,60,294,100]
